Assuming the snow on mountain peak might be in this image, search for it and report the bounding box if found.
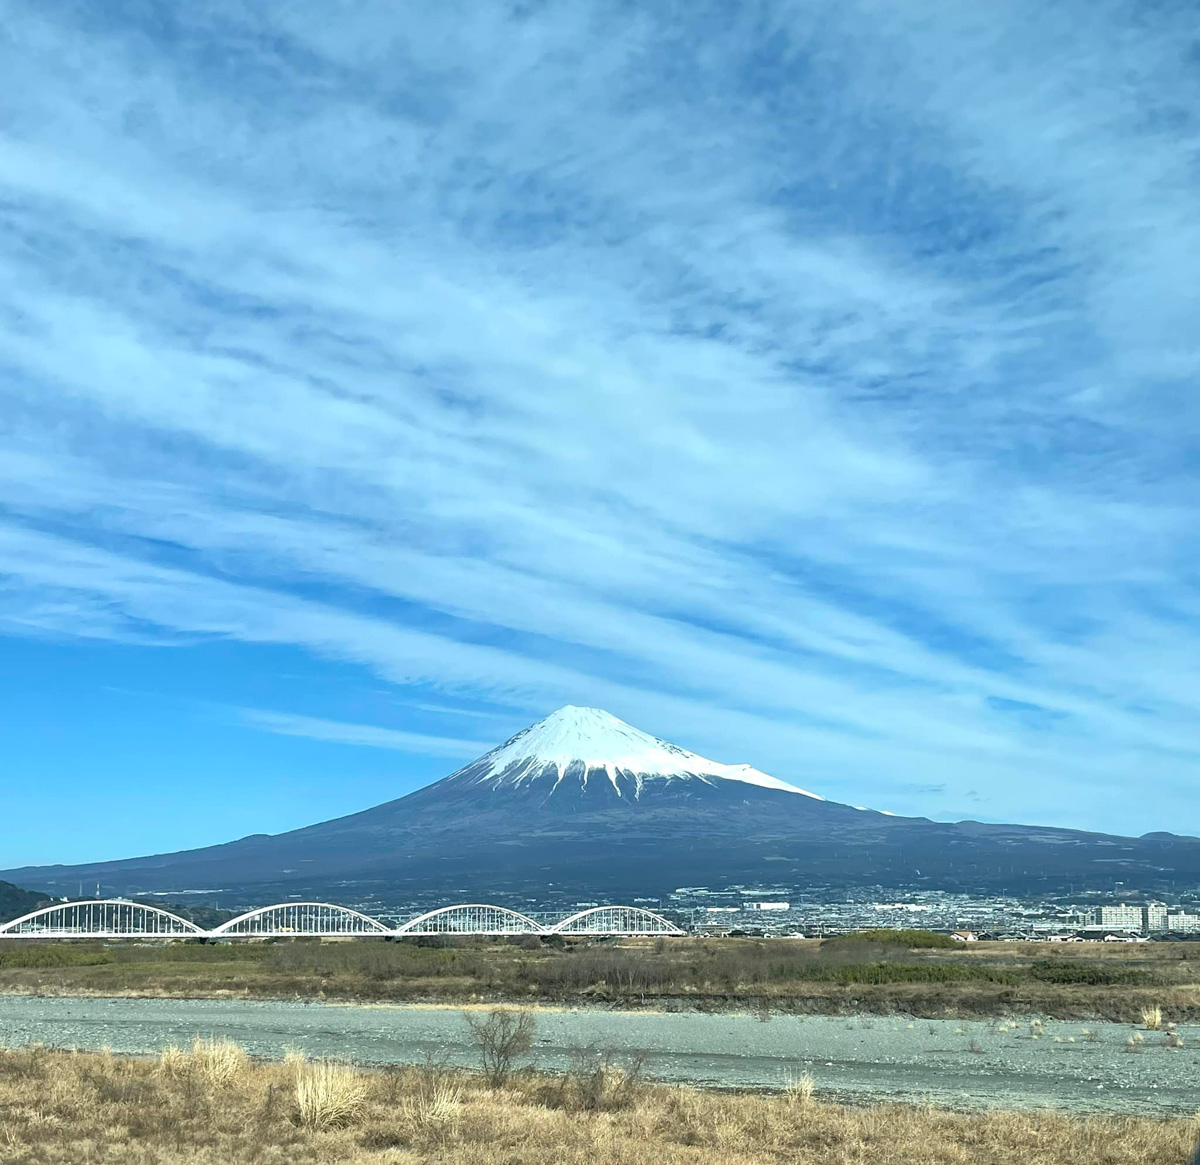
[455,705,824,800]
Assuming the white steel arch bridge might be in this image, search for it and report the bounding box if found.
[0,900,685,940]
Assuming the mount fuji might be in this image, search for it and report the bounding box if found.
[5,706,1200,903]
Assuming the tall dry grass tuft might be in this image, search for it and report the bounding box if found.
[283,1044,308,1079]
[784,1070,815,1103]
[189,1036,248,1086]
[156,1037,247,1086]
[399,1075,462,1144]
[1141,1004,1163,1030]
[157,1043,189,1078]
[294,1060,368,1131]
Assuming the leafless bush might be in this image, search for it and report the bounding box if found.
[463,1007,536,1087]
[560,1046,646,1112]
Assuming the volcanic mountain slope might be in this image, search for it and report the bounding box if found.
[6,706,1200,902]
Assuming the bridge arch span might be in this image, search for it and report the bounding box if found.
[396,904,544,936]
[0,900,204,938]
[549,905,684,935]
[210,902,391,937]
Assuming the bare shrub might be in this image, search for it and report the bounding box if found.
[1141,1004,1163,1030]
[294,1060,368,1131]
[463,1007,535,1087]
[376,1063,409,1106]
[560,1047,645,1112]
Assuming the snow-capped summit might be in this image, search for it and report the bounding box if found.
[441,705,824,801]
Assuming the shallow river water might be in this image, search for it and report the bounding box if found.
[1,996,1197,1114]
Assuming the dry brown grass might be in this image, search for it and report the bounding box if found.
[0,1045,1195,1164]
[156,1036,248,1087]
[294,1060,369,1131]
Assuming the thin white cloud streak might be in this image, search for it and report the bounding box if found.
[0,2,1198,835]
[235,709,488,760]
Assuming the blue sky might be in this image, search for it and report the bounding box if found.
[2,1,1199,867]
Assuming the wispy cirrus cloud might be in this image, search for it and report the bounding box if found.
[235,709,488,760]
[1,0,1199,853]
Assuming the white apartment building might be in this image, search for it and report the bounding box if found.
[1095,904,1143,930]
[1095,902,1191,933]
[1144,903,1168,932]
[1167,911,1200,933]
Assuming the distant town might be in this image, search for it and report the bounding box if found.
[149,883,1200,942]
[658,886,1200,939]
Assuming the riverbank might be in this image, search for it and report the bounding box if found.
[4,994,1198,1113]
[5,976,1200,1024]
[0,1042,1193,1164]
[3,936,1200,1022]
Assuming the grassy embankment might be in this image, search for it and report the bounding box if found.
[4,931,1200,1021]
[0,1040,1194,1165]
